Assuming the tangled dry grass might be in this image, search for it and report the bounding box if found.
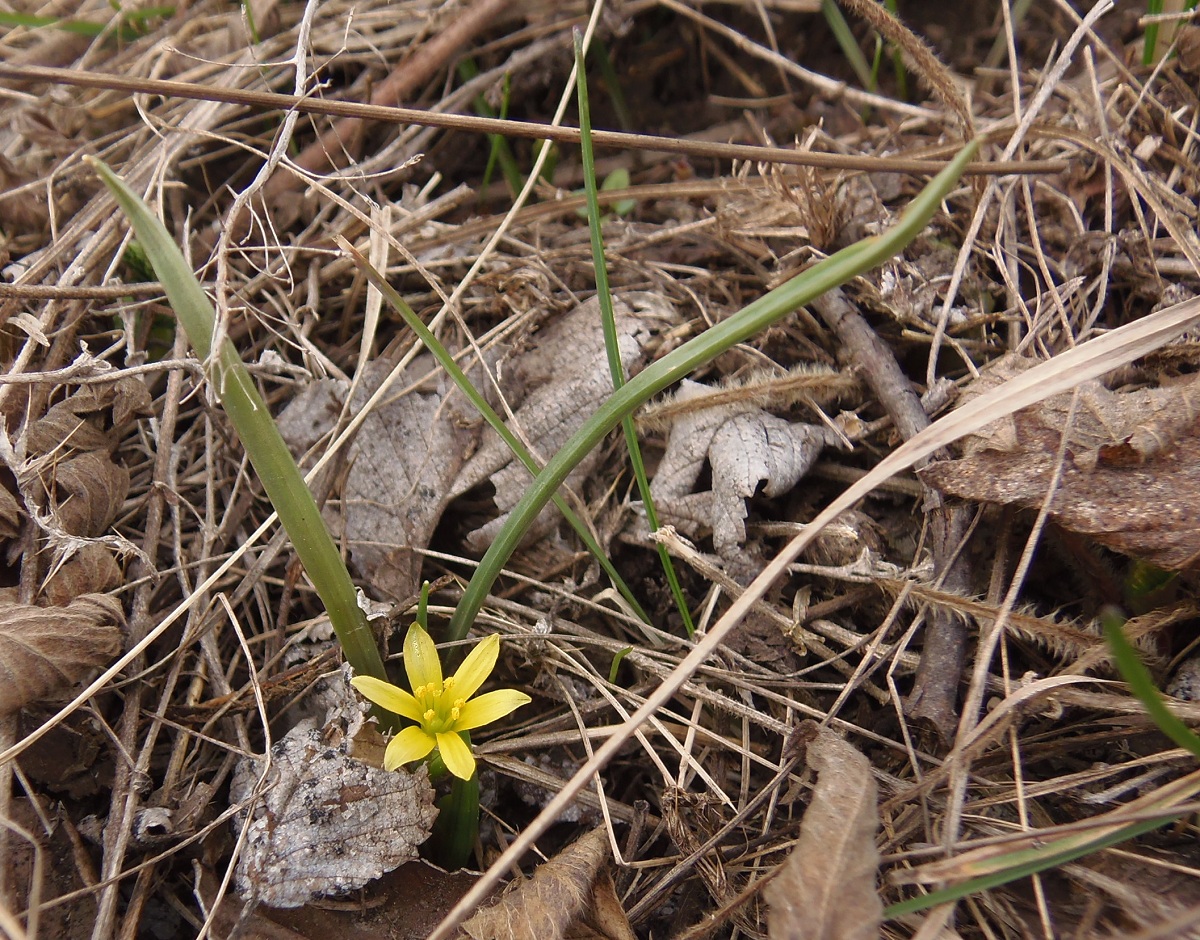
[3,0,1200,938]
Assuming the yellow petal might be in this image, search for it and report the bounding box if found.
[350,676,424,722]
[451,633,500,700]
[384,725,436,771]
[454,688,531,731]
[436,731,476,780]
[404,622,443,691]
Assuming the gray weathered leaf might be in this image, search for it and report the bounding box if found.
[277,358,476,601]
[231,713,438,908]
[651,380,837,556]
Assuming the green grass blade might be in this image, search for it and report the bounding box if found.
[592,40,634,132]
[1102,607,1200,759]
[1144,0,1165,66]
[821,0,877,91]
[457,59,523,200]
[575,30,695,637]
[335,236,651,626]
[883,812,1186,918]
[88,158,389,687]
[0,6,172,39]
[447,138,981,643]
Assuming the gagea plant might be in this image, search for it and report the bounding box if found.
[351,623,530,781]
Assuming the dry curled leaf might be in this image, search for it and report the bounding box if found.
[920,356,1200,570]
[23,375,152,455]
[462,827,620,940]
[41,543,123,606]
[39,449,130,537]
[651,380,839,557]
[0,484,23,541]
[0,593,124,716]
[451,293,670,552]
[765,723,881,940]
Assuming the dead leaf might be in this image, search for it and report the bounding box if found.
[0,483,23,540]
[232,727,438,908]
[765,724,882,940]
[231,671,438,908]
[277,359,476,601]
[920,356,1200,569]
[585,870,639,940]
[0,593,125,716]
[23,376,152,455]
[41,542,122,605]
[461,827,614,940]
[451,293,671,552]
[651,380,839,556]
[39,449,130,537]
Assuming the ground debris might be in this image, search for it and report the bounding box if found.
[461,827,634,940]
[765,724,881,940]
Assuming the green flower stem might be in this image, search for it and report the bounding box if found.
[448,137,981,643]
[575,30,695,637]
[430,755,480,869]
[336,237,650,626]
[89,158,389,687]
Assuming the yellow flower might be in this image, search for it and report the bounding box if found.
[350,623,531,781]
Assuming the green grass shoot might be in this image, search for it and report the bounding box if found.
[575,30,695,637]
[89,158,392,694]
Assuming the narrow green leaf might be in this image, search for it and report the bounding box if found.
[609,646,632,684]
[576,29,694,637]
[448,138,981,643]
[1102,607,1200,760]
[884,812,1184,918]
[88,158,389,688]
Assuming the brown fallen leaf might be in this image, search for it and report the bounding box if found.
[41,542,123,606]
[0,593,124,716]
[920,355,1200,570]
[22,375,152,455]
[461,827,621,940]
[450,293,671,552]
[0,483,23,540]
[39,449,130,537]
[765,723,882,940]
[11,376,149,546]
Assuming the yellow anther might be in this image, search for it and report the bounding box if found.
[450,706,461,721]
[443,676,455,691]
[423,709,436,723]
